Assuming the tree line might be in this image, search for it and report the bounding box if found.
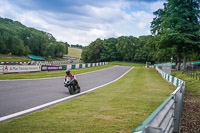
[81,36,152,63]
[82,0,200,70]
[150,0,200,70]
[0,17,67,58]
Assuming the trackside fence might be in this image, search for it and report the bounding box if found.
[1,62,108,74]
[133,66,185,133]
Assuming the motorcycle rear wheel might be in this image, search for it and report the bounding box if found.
[68,86,74,95]
[74,85,80,93]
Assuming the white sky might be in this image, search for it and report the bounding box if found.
[0,0,165,46]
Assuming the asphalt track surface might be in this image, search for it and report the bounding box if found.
[0,66,132,119]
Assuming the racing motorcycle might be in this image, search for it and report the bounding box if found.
[64,76,80,95]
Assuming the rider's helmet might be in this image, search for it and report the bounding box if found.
[66,70,70,75]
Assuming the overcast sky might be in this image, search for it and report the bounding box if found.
[0,0,165,46]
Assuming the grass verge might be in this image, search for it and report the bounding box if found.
[110,61,145,67]
[0,65,114,80]
[0,68,175,133]
[171,71,200,98]
[171,71,200,132]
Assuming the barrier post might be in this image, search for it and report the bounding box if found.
[174,93,182,133]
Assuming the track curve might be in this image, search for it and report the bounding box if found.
[0,66,132,120]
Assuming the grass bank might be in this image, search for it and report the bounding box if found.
[0,65,114,80]
[0,54,31,62]
[68,47,82,58]
[171,71,200,132]
[171,71,200,98]
[110,61,145,67]
[0,54,70,62]
[0,68,174,132]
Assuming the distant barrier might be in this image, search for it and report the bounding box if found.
[133,66,185,133]
[0,60,80,65]
[1,62,108,74]
[65,62,108,70]
[0,62,29,65]
[3,65,41,74]
[0,65,3,74]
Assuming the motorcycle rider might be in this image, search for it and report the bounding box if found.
[65,70,80,88]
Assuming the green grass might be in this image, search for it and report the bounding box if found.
[0,68,175,133]
[68,47,82,58]
[110,61,145,67]
[171,71,200,98]
[0,54,31,62]
[0,65,114,80]
[45,57,69,61]
[0,54,70,62]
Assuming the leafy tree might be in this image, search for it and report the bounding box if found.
[24,45,31,56]
[116,36,136,61]
[101,38,120,61]
[81,46,90,62]
[10,36,25,55]
[89,39,103,62]
[64,42,69,54]
[43,42,56,58]
[55,42,66,57]
[151,0,200,70]
[134,36,151,63]
[0,17,67,58]
[81,39,103,62]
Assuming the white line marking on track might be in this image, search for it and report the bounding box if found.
[0,66,133,122]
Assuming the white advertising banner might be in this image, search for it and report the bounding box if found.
[76,64,79,69]
[3,65,41,73]
[0,65,3,74]
[67,65,72,70]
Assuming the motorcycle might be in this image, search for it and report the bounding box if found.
[64,76,80,95]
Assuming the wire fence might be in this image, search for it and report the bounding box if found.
[184,61,200,81]
[184,70,200,81]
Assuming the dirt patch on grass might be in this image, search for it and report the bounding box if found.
[97,115,114,120]
[180,93,200,133]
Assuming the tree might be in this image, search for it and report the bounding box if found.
[0,17,67,58]
[81,46,90,62]
[116,36,136,61]
[134,36,151,63]
[101,38,120,61]
[55,42,66,57]
[64,42,69,54]
[81,39,103,62]
[10,36,25,56]
[43,42,56,58]
[151,0,200,70]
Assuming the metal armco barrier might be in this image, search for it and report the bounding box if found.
[133,66,185,133]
